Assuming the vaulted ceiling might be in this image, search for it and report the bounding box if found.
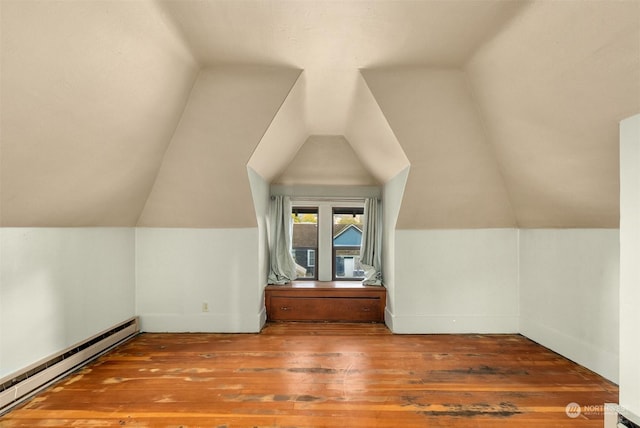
[1,0,638,228]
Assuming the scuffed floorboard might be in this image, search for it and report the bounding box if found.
[1,323,617,427]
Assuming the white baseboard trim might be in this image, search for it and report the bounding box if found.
[386,313,519,334]
[520,316,618,383]
[258,306,267,329]
[139,313,263,333]
[0,317,139,414]
[384,307,395,331]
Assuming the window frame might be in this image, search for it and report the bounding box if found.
[307,249,316,268]
[290,206,319,280]
[331,207,365,281]
[290,201,366,282]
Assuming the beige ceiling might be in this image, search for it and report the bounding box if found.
[1,0,198,226]
[158,0,526,134]
[1,0,638,228]
[273,135,379,187]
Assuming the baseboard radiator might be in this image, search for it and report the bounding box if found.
[604,403,640,428]
[0,317,139,414]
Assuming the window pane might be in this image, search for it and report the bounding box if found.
[292,208,318,279]
[333,208,364,280]
[334,248,364,279]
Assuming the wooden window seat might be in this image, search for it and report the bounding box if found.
[265,281,386,323]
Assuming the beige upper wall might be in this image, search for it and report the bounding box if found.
[137,67,300,228]
[1,0,638,229]
[158,0,527,135]
[249,71,410,188]
[273,135,379,187]
[247,72,307,183]
[363,1,639,229]
[363,69,517,229]
[466,0,640,228]
[344,73,410,184]
[0,0,198,226]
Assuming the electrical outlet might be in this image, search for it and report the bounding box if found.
[202,302,209,312]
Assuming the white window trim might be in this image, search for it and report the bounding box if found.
[307,249,315,267]
[292,199,364,281]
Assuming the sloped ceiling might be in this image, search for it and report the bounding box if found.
[362,69,517,229]
[1,0,638,228]
[0,0,198,226]
[137,67,301,228]
[466,0,640,227]
[273,135,379,186]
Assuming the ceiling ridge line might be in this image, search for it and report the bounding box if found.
[342,71,410,185]
[152,0,203,67]
[134,67,202,227]
[246,69,305,180]
[461,68,520,228]
[463,0,535,70]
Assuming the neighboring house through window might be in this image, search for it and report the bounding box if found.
[307,249,316,269]
[290,202,364,281]
[291,207,318,279]
[332,208,364,280]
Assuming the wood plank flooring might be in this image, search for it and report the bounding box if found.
[1,323,618,427]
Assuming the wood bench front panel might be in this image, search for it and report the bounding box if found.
[269,296,383,322]
[265,283,386,323]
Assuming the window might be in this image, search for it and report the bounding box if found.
[291,203,365,281]
[332,208,365,281]
[307,249,316,268]
[291,207,318,279]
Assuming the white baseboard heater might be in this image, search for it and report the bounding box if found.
[0,317,139,415]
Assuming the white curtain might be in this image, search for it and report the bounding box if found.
[267,195,298,284]
[360,197,382,285]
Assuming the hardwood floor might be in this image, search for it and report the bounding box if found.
[1,323,617,427]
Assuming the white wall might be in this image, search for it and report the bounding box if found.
[0,222,622,385]
[382,166,409,320]
[620,114,640,414]
[390,229,519,333]
[135,228,262,333]
[0,228,135,378]
[248,166,271,327]
[388,226,619,381]
[519,229,619,382]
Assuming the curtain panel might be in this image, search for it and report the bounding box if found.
[267,195,298,284]
[360,197,382,285]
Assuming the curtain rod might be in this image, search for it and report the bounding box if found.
[270,196,378,202]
